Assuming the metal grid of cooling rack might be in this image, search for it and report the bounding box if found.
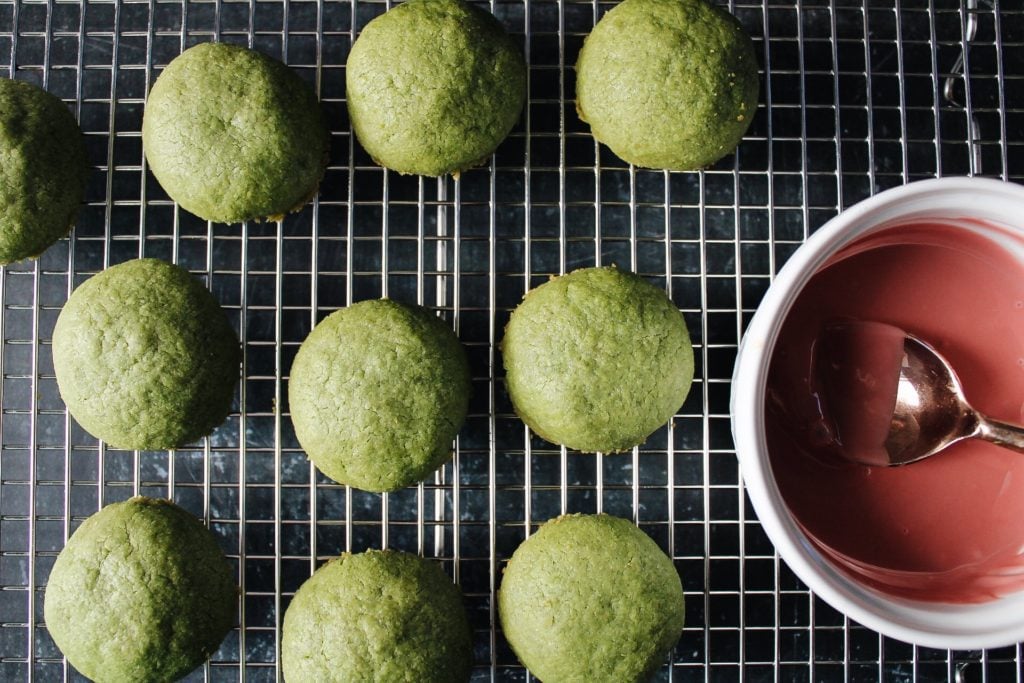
[0,0,1022,681]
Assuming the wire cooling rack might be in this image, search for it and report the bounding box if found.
[1,0,1022,680]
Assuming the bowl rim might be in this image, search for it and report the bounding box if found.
[730,176,1024,649]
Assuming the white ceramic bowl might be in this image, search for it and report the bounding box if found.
[731,176,1024,650]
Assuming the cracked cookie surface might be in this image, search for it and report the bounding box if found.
[44,497,237,683]
[498,513,685,683]
[576,0,759,171]
[52,258,240,450]
[142,42,329,223]
[282,550,472,682]
[288,298,471,492]
[0,78,87,264]
[501,266,693,453]
[346,0,526,176]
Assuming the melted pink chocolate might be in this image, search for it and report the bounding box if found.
[766,220,1024,602]
[815,321,907,467]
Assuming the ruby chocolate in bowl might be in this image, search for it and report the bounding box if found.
[765,219,1024,603]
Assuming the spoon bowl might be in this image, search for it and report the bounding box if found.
[818,322,1024,466]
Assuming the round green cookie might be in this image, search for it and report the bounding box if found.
[282,550,472,682]
[501,266,693,453]
[0,78,87,264]
[142,42,329,223]
[346,0,526,176]
[52,258,240,450]
[288,299,470,492]
[576,0,759,170]
[498,514,685,683]
[44,497,237,683]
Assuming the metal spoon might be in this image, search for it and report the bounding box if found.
[820,324,1024,466]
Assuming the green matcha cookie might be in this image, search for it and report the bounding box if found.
[501,266,693,453]
[143,42,329,223]
[44,497,237,683]
[498,514,685,683]
[288,299,470,492]
[346,0,526,176]
[0,78,87,264]
[52,258,240,450]
[576,0,759,170]
[282,550,472,682]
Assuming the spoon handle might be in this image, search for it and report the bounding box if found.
[976,415,1024,453]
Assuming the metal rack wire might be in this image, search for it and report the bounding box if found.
[0,0,1021,680]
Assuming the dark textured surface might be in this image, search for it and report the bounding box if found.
[499,513,685,682]
[288,298,471,492]
[1,1,1022,681]
[282,549,472,682]
[0,78,87,264]
[576,0,759,170]
[346,0,526,176]
[52,258,240,450]
[502,266,693,452]
[143,43,329,223]
[43,497,237,682]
